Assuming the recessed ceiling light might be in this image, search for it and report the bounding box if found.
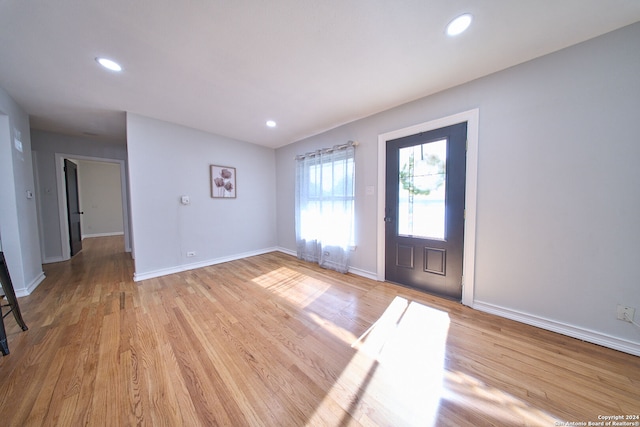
[96,57,122,72]
[446,13,472,36]
[266,120,277,128]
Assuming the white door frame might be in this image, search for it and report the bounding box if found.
[55,153,131,260]
[377,109,479,306]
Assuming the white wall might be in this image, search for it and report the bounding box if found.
[0,87,45,296]
[127,113,277,280]
[275,23,640,355]
[78,160,124,237]
[31,130,129,263]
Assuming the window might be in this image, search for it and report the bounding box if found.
[397,139,447,240]
[295,143,355,273]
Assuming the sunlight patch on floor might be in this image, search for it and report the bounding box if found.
[442,370,557,426]
[305,295,560,425]
[355,297,449,425]
[251,269,560,425]
[306,296,449,426]
[251,267,330,309]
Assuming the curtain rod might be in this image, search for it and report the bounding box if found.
[295,140,358,160]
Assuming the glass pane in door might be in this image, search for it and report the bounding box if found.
[397,139,447,239]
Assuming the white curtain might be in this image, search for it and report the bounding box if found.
[295,142,355,273]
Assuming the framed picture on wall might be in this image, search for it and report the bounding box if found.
[210,165,236,198]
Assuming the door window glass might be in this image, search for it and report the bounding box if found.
[398,139,447,239]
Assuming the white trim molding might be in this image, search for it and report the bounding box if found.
[133,247,279,282]
[276,246,296,257]
[42,256,67,265]
[276,247,378,280]
[82,232,125,239]
[377,109,480,306]
[54,153,131,261]
[348,266,378,281]
[15,271,46,297]
[474,301,640,357]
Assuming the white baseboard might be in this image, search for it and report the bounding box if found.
[43,256,67,264]
[473,301,640,357]
[275,247,378,280]
[134,246,380,284]
[275,246,296,257]
[82,232,124,239]
[133,247,279,282]
[348,266,378,280]
[15,271,46,297]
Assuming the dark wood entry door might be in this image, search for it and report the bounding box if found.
[385,122,467,299]
[64,159,83,257]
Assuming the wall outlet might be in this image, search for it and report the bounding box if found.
[186,251,196,257]
[616,305,635,322]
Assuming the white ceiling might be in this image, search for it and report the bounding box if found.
[1,1,639,148]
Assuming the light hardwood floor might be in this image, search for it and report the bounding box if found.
[1,236,638,426]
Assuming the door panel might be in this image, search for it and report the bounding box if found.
[64,159,83,257]
[385,122,467,299]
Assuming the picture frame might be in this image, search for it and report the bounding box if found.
[210,165,236,198]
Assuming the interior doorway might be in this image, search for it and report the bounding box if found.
[55,153,131,261]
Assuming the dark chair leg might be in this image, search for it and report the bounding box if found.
[0,310,9,355]
[2,286,28,332]
[0,251,28,356]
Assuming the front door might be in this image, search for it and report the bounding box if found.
[64,159,83,257]
[385,122,467,299]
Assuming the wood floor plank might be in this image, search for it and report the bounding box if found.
[141,294,199,426]
[22,345,68,426]
[1,236,639,426]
